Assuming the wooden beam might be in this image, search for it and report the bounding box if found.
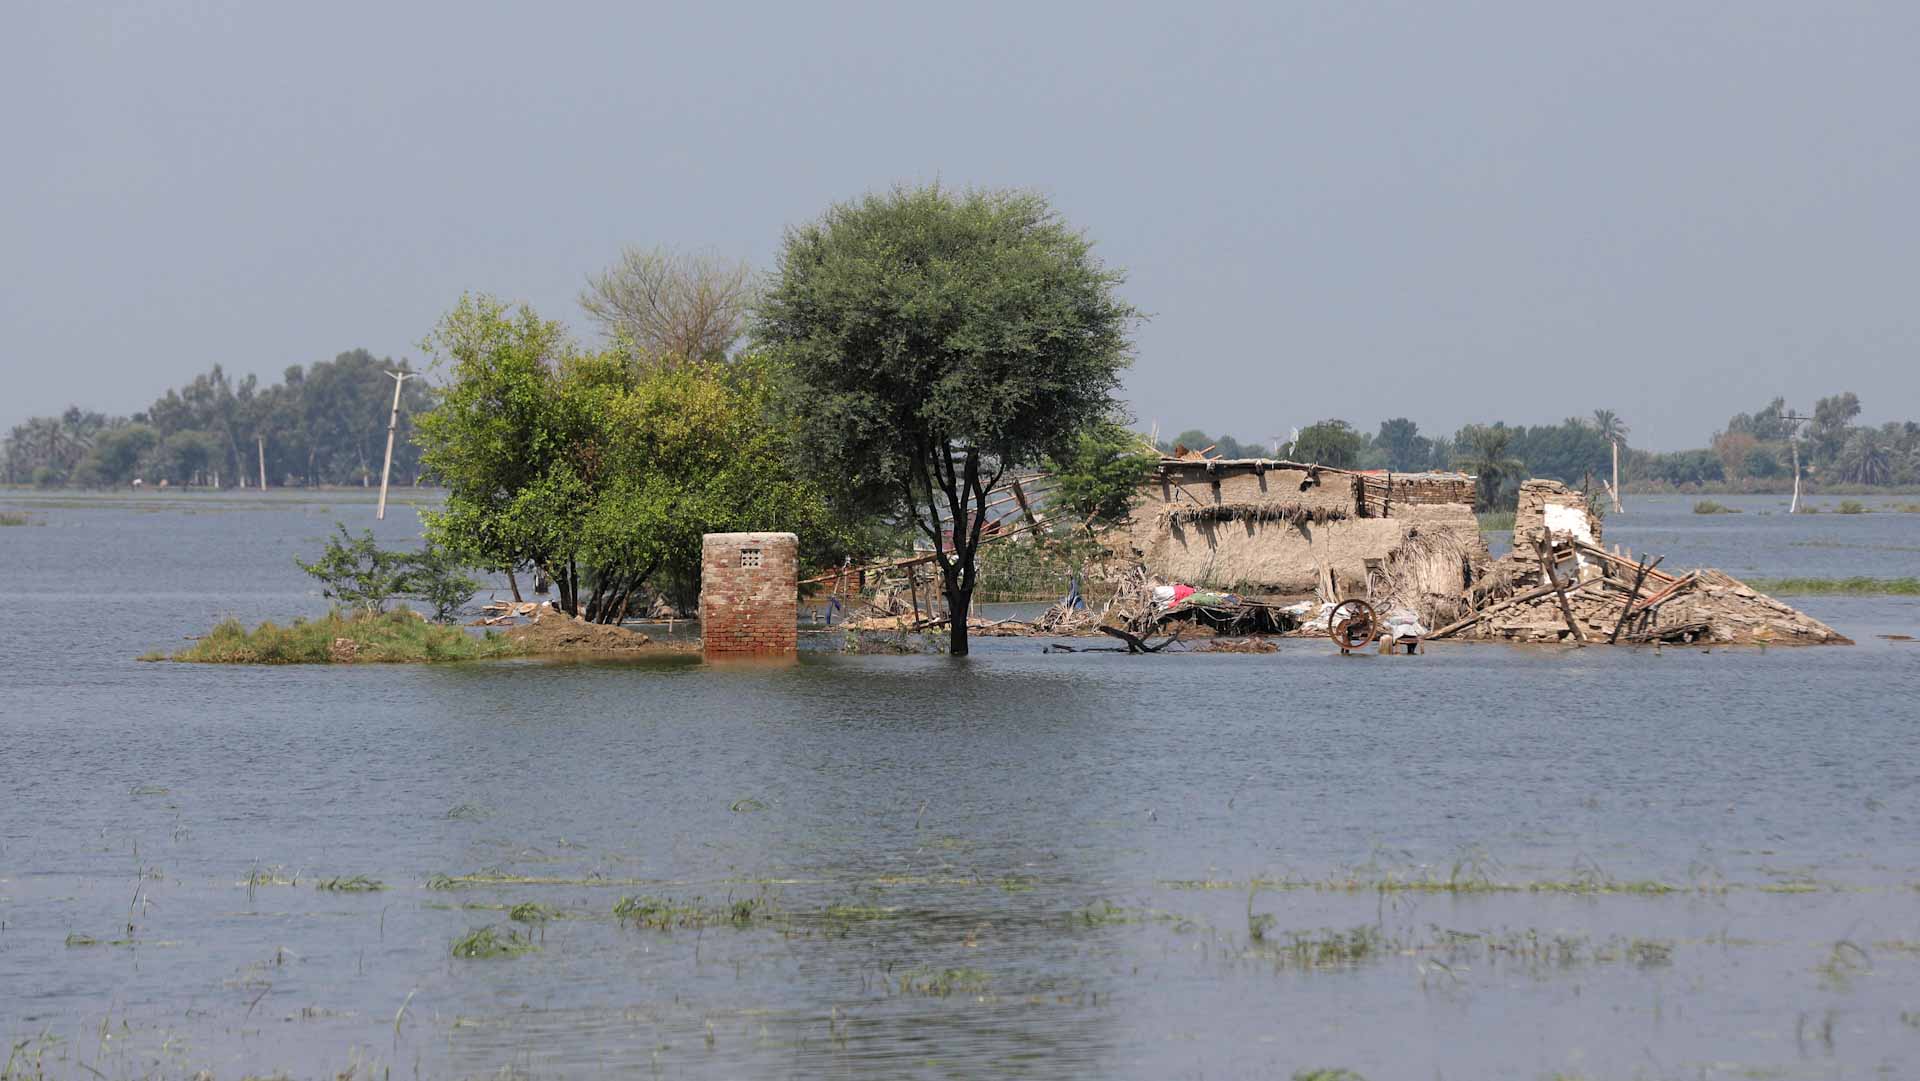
[1535,538,1588,644]
[1608,554,1663,644]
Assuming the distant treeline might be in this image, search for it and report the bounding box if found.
[4,350,435,488]
[1169,392,1920,507]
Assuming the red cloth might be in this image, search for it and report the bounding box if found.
[1171,584,1196,603]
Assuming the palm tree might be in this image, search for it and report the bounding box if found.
[1591,409,1629,446]
[1839,429,1893,485]
[1454,424,1526,510]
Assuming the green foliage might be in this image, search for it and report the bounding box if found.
[402,544,481,622]
[159,609,522,664]
[756,184,1137,654]
[1836,499,1868,514]
[1454,424,1526,510]
[1745,576,1919,595]
[450,925,538,959]
[297,524,412,613]
[3,355,433,488]
[418,295,851,621]
[1692,499,1739,514]
[1046,422,1155,533]
[1289,419,1364,469]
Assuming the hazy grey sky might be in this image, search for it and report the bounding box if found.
[5,1,1916,449]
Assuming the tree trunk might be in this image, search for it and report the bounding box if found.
[945,579,973,655]
[506,568,523,603]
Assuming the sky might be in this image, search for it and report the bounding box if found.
[4,1,1916,451]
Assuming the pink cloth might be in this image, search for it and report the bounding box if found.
[1171,584,1196,603]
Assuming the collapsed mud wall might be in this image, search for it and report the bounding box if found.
[1118,459,1488,600]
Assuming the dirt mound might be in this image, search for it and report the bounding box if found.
[505,612,657,654]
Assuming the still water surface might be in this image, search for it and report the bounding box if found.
[2,489,1917,1079]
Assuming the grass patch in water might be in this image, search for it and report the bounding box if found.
[1693,499,1740,514]
[896,966,990,996]
[0,511,38,526]
[613,894,765,929]
[1746,576,1920,595]
[1476,511,1515,534]
[154,609,522,664]
[315,875,384,892]
[1836,499,1868,514]
[450,925,538,959]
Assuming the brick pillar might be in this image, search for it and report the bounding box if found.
[700,532,799,657]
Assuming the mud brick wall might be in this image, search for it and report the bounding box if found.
[700,532,798,656]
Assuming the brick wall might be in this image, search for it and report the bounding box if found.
[700,532,799,657]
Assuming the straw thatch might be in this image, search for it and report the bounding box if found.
[1162,501,1351,528]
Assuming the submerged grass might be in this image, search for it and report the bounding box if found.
[0,511,39,526]
[156,609,523,664]
[1746,576,1920,595]
[315,875,384,892]
[613,894,766,929]
[1693,499,1740,514]
[450,925,538,959]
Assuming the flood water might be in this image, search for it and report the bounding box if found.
[2,488,1917,1080]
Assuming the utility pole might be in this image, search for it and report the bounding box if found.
[1609,439,1624,513]
[1782,410,1814,513]
[257,433,267,491]
[376,369,412,520]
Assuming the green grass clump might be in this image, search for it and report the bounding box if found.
[613,894,763,929]
[1693,499,1740,515]
[0,511,38,526]
[1837,499,1869,514]
[157,609,522,664]
[450,925,538,959]
[896,966,990,996]
[315,875,384,892]
[1746,576,1920,595]
[1476,510,1516,534]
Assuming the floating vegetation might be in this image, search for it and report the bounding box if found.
[315,875,384,892]
[128,784,170,797]
[63,933,99,947]
[614,895,764,929]
[1836,499,1868,514]
[896,966,990,996]
[155,609,523,664]
[1745,576,1920,595]
[1693,499,1740,514]
[728,798,768,813]
[508,902,554,924]
[1293,1070,1369,1081]
[444,803,489,820]
[450,925,538,959]
[0,511,39,527]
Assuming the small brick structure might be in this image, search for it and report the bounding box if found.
[699,532,799,657]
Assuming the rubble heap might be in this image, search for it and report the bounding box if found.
[1435,480,1850,646]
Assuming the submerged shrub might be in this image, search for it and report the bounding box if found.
[1692,499,1740,515]
[1836,499,1868,514]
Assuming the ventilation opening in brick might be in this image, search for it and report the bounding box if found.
[739,548,762,568]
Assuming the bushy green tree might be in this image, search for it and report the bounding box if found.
[1290,419,1365,468]
[417,295,853,623]
[755,185,1138,655]
[297,525,413,614]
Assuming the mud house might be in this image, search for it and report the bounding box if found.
[1114,455,1489,621]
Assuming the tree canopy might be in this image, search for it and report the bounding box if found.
[755,185,1137,654]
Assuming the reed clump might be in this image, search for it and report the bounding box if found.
[1836,500,1869,514]
[0,511,38,527]
[1746,577,1920,595]
[158,609,523,664]
[315,875,384,892]
[450,925,538,959]
[1693,499,1740,515]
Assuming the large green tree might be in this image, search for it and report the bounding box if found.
[417,294,852,622]
[756,185,1138,654]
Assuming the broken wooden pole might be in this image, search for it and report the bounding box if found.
[1608,554,1663,644]
[1535,538,1588,645]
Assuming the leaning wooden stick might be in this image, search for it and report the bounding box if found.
[1609,554,1664,644]
[1535,538,1588,645]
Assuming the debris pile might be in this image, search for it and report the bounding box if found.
[1433,480,1850,646]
